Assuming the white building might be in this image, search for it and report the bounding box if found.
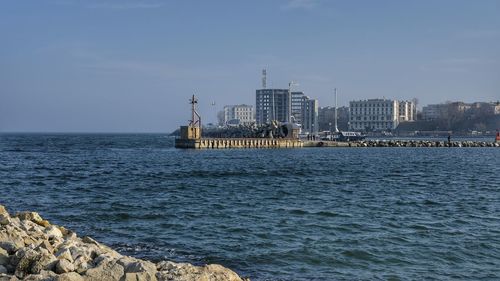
[221,104,255,126]
[349,99,400,131]
[399,101,416,122]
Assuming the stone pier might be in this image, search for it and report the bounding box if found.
[175,138,500,149]
[175,138,303,149]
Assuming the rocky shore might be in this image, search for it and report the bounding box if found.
[352,140,500,148]
[0,205,248,281]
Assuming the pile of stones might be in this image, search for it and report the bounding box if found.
[352,140,499,148]
[0,205,248,281]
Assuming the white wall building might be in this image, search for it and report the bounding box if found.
[221,104,255,126]
[349,99,400,131]
[399,101,416,122]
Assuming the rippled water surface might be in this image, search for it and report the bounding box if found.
[1,133,499,280]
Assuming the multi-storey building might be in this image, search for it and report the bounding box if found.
[255,89,289,124]
[422,104,445,120]
[349,99,400,131]
[256,89,318,134]
[291,91,305,123]
[318,106,349,131]
[221,104,255,126]
[399,101,416,122]
[300,97,319,134]
[423,101,500,121]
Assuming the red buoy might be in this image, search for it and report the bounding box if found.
[496,130,500,142]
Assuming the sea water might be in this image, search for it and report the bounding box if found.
[1,133,499,280]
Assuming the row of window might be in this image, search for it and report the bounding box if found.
[350,116,395,121]
[351,109,393,114]
[351,103,394,108]
[350,121,395,128]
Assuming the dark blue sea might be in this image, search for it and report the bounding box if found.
[1,133,499,280]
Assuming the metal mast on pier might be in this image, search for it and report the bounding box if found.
[189,94,201,128]
[334,88,339,133]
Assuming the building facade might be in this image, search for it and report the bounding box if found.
[221,104,255,126]
[423,101,500,121]
[256,89,318,134]
[349,99,400,131]
[318,106,349,131]
[422,104,445,120]
[255,89,289,124]
[399,101,416,122]
[300,97,319,134]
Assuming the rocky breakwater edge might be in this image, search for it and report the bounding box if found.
[349,140,500,148]
[0,205,248,281]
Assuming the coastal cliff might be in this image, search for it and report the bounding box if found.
[0,205,248,281]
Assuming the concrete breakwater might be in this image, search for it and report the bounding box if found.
[175,138,303,149]
[176,138,499,149]
[351,140,500,148]
[0,205,247,281]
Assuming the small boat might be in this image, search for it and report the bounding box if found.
[331,131,366,142]
[328,88,366,142]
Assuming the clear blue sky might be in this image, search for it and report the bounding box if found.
[1,0,499,132]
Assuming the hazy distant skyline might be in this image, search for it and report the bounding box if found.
[1,0,499,132]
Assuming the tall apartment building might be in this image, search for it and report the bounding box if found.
[220,104,255,126]
[256,89,318,134]
[255,89,289,124]
[349,99,400,131]
[300,97,319,134]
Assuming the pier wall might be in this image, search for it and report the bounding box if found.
[175,138,499,149]
[175,138,303,149]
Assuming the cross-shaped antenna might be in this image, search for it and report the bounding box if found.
[189,94,201,127]
[190,95,198,104]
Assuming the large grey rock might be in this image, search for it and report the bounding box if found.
[0,264,8,274]
[14,249,38,278]
[119,258,157,274]
[0,242,16,254]
[81,237,98,246]
[72,256,89,274]
[0,240,24,254]
[22,270,57,281]
[14,212,43,224]
[55,249,73,263]
[0,247,9,266]
[68,245,94,262]
[29,249,57,274]
[44,226,63,239]
[55,259,75,274]
[118,257,158,281]
[82,260,124,281]
[0,214,10,226]
[156,261,245,281]
[36,240,54,255]
[0,205,7,215]
[122,272,157,281]
[55,272,84,281]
